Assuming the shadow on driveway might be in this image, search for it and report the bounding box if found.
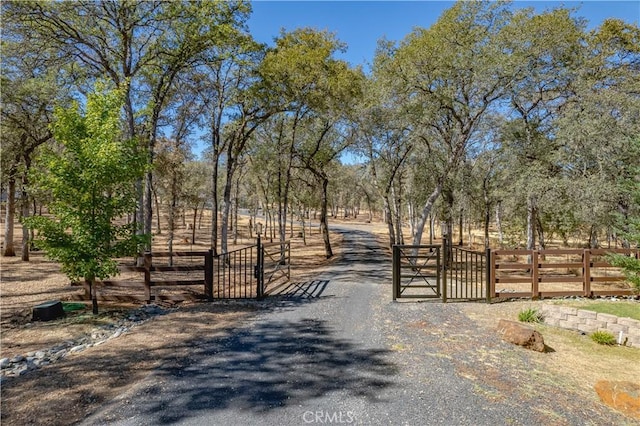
[136,316,398,424]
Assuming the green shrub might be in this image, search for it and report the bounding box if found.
[590,330,617,346]
[518,308,543,323]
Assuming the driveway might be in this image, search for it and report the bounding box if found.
[83,223,632,425]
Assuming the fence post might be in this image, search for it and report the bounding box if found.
[205,249,213,301]
[485,248,492,303]
[532,250,539,299]
[144,252,152,303]
[392,245,400,301]
[583,249,591,297]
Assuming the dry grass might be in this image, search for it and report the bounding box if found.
[460,300,640,407]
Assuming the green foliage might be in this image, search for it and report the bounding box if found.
[518,307,544,323]
[590,330,617,346]
[607,138,640,292]
[26,84,148,286]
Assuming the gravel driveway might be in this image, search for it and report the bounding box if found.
[82,223,634,426]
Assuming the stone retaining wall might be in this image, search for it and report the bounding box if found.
[541,304,640,348]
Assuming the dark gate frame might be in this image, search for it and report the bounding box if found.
[392,244,441,300]
[393,239,491,303]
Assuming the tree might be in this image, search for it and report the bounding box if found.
[26,85,148,314]
[260,28,364,258]
[9,0,252,249]
[357,42,414,247]
[387,1,514,247]
[0,15,68,259]
[500,7,584,250]
[609,138,640,292]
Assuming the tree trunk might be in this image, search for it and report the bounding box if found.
[21,194,30,261]
[458,208,464,246]
[168,172,177,266]
[411,182,443,248]
[526,195,537,250]
[192,207,197,245]
[210,156,220,255]
[20,154,33,261]
[320,177,333,258]
[536,215,545,250]
[495,201,503,247]
[87,276,99,315]
[3,176,16,257]
[153,186,162,235]
[198,201,205,230]
[484,203,491,250]
[589,225,599,248]
[391,184,403,245]
[383,197,395,248]
[429,214,435,246]
[220,170,233,255]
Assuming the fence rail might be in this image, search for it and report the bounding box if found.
[81,251,213,303]
[490,248,638,299]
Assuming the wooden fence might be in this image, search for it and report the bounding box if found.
[78,251,213,303]
[490,248,638,299]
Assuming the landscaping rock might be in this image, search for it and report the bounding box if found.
[496,319,546,352]
[595,380,640,419]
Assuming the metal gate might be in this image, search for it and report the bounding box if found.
[212,237,291,299]
[444,245,490,302]
[392,245,441,300]
[393,241,490,302]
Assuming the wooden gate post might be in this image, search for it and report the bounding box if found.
[583,249,591,297]
[485,247,492,303]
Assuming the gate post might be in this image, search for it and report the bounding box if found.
[392,245,400,301]
[485,247,492,303]
[205,249,213,301]
[256,234,264,299]
[441,244,447,303]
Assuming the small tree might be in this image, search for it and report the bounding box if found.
[27,85,148,314]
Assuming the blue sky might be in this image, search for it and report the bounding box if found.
[248,1,640,68]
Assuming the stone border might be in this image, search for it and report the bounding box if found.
[0,304,172,379]
[541,304,640,348]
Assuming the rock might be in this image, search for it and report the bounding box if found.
[10,355,25,363]
[69,344,87,353]
[595,380,640,419]
[0,358,10,369]
[497,319,546,352]
[35,351,46,359]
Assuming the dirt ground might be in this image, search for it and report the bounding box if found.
[2,216,639,425]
